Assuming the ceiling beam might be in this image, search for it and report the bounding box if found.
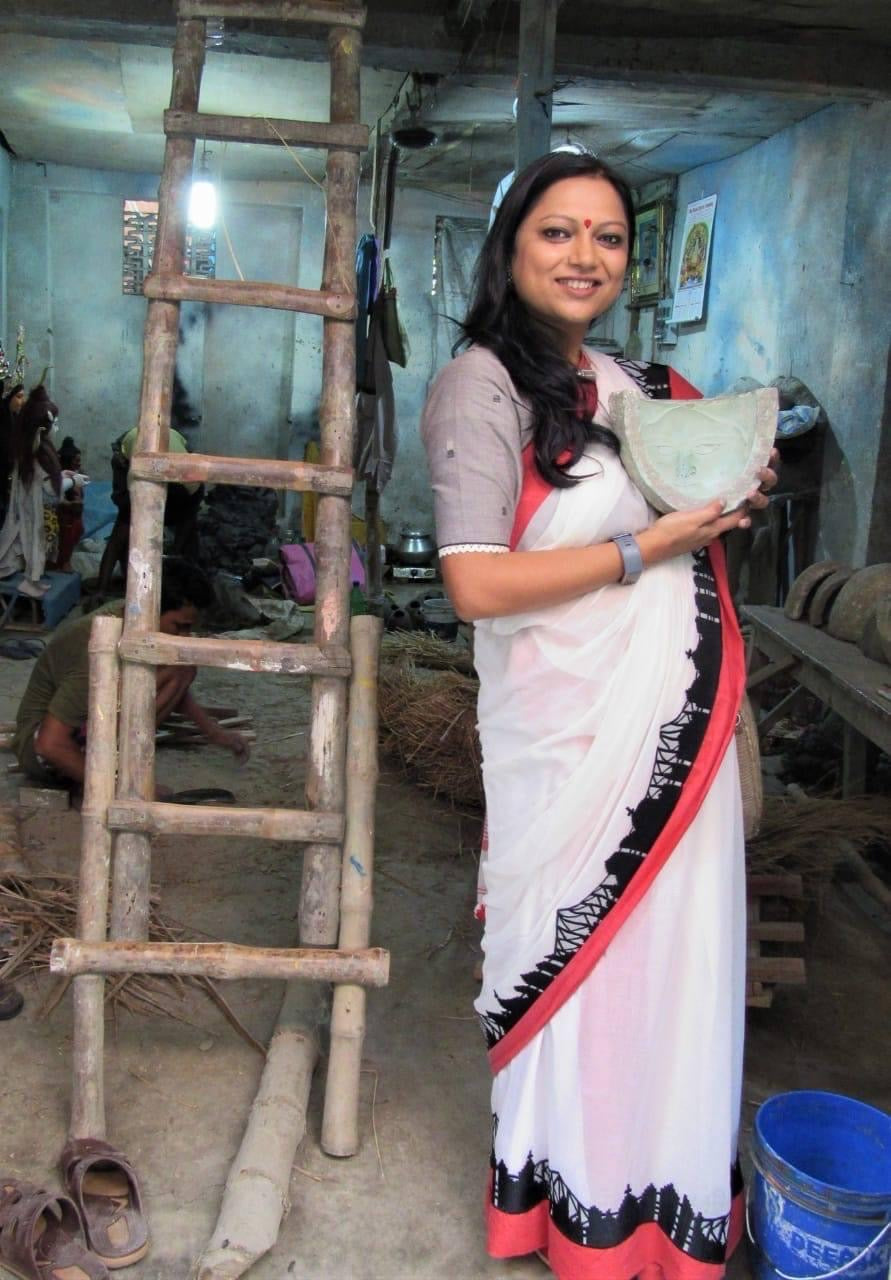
[515,0,557,172]
[0,13,887,97]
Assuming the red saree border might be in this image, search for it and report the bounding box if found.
[486,1184,744,1279]
[488,541,745,1075]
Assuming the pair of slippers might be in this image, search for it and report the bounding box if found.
[0,1140,148,1279]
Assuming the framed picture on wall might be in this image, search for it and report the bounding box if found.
[629,200,668,307]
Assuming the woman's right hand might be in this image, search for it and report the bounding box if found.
[638,500,751,566]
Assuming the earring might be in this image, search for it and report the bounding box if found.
[506,268,513,286]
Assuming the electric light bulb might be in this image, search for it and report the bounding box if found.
[189,178,217,230]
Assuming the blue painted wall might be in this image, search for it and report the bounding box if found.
[0,147,11,363]
[657,102,891,565]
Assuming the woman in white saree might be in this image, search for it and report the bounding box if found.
[421,151,777,1279]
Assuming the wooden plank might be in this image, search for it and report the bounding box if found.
[143,273,356,319]
[515,0,557,173]
[747,873,804,899]
[129,450,353,496]
[747,921,806,943]
[742,605,891,755]
[51,939,390,987]
[164,109,368,151]
[746,655,799,692]
[177,0,366,29]
[108,799,343,844]
[119,633,351,677]
[747,956,807,984]
[756,685,809,738]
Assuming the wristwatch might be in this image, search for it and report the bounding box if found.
[612,533,644,586]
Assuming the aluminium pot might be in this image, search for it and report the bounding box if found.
[395,528,435,567]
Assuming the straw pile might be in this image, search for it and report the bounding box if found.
[380,630,473,672]
[378,660,483,808]
[0,873,263,1049]
[745,794,891,885]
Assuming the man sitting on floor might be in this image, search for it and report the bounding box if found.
[12,557,249,786]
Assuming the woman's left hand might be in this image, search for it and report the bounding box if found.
[746,447,780,512]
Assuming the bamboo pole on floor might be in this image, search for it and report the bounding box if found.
[191,984,323,1280]
[299,22,361,947]
[70,614,122,1139]
[321,615,382,1155]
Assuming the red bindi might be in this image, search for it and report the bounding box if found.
[584,218,592,228]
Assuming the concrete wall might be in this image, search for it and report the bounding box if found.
[5,158,487,535]
[609,102,891,566]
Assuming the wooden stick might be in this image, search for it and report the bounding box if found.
[193,985,323,1280]
[51,939,390,986]
[112,16,206,945]
[143,273,356,318]
[164,109,368,151]
[107,800,343,843]
[70,615,122,1140]
[299,22,361,948]
[118,633,351,676]
[178,0,366,27]
[322,615,383,1156]
[128,450,353,495]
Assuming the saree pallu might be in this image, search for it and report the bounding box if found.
[473,406,747,1276]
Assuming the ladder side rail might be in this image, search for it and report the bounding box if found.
[322,614,382,1155]
[70,616,123,1141]
[300,22,362,947]
[111,17,207,943]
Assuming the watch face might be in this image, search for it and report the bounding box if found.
[609,387,777,514]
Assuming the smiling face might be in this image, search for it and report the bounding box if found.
[510,175,630,356]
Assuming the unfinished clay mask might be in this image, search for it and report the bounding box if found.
[608,386,778,513]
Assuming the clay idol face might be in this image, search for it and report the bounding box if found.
[608,387,778,514]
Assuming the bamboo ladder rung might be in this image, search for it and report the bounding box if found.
[107,800,344,843]
[51,939,390,987]
[164,110,369,152]
[128,450,353,495]
[177,0,366,27]
[142,274,356,318]
[118,633,351,677]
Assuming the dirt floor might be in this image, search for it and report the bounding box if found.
[0,632,889,1280]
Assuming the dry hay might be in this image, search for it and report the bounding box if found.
[378,662,483,808]
[380,630,473,672]
[746,794,891,885]
[0,874,263,1051]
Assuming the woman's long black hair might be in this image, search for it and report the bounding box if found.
[10,386,62,493]
[457,150,636,488]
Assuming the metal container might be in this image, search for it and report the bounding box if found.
[395,528,435,567]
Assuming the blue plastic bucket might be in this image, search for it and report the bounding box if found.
[750,1091,891,1280]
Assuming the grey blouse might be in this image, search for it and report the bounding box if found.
[420,346,535,552]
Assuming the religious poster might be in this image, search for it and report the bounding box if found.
[670,194,717,324]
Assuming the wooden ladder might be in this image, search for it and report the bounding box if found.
[51,0,386,1164]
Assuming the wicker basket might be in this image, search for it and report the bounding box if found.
[736,694,763,840]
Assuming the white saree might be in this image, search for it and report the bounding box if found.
[472,353,747,1279]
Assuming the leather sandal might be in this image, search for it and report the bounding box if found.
[0,1179,109,1279]
[59,1141,148,1270]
